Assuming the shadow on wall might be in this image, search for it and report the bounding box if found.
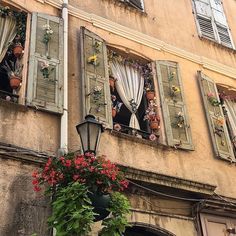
[1,174,51,236]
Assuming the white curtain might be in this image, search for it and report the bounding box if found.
[110,59,144,129]
[224,99,236,146]
[0,16,17,63]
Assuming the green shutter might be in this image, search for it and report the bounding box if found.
[27,13,63,113]
[198,71,235,161]
[156,61,193,150]
[80,27,112,128]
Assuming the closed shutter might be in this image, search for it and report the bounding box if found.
[198,71,235,161]
[156,61,193,150]
[80,27,112,128]
[209,0,233,47]
[194,0,216,40]
[27,13,63,113]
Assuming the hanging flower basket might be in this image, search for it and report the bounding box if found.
[89,192,110,222]
[32,153,130,236]
[146,90,155,100]
[10,75,21,89]
[13,44,23,58]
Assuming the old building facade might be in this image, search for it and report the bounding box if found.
[0,0,236,235]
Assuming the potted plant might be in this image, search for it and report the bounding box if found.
[144,99,160,131]
[2,59,23,89]
[145,88,155,100]
[32,152,130,236]
[13,42,23,58]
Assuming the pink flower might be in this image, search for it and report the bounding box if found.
[114,123,121,131]
[149,134,157,141]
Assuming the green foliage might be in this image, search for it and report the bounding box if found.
[48,182,95,236]
[100,192,131,236]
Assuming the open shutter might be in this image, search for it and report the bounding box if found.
[198,71,235,161]
[27,13,63,113]
[80,27,112,128]
[156,61,193,150]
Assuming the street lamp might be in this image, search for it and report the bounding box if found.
[76,115,104,155]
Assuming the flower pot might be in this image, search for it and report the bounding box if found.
[10,76,21,89]
[112,108,117,118]
[150,120,159,130]
[146,91,155,100]
[13,45,23,58]
[89,192,110,222]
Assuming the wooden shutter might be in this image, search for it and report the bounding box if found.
[156,61,193,150]
[27,13,63,113]
[128,0,143,10]
[80,27,112,128]
[193,0,216,40]
[198,71,235,161]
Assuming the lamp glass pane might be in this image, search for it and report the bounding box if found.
[78,123,88,153]
[88,123,101,153]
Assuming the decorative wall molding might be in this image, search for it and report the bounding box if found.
[121,165,216,195]
[45,0,236,79]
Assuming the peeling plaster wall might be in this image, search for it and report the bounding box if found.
[0,158,51,236]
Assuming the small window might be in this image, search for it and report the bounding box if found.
[192,0,234,48]
[0,5,27,103]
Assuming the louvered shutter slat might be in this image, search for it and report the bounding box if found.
[80,27,112,128]
[216,24,232,47]
[128,0,143,10]
[197,16,215,40]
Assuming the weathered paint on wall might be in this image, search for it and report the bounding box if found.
[0,0,236,235]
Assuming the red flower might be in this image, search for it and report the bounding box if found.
[33,185,41,192]
[65,160,71,167]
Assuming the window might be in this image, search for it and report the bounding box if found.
[200,213,236,236]
[198,71,235,161]
[0,5,64,114]
[218,85,236,156]
[192,0,234,48]
[80,27,193,149]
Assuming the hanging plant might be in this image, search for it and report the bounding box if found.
[207,92,221,106]
[170,85,181,97]
[42,24,54,45]
[172,112,185,128]
[87,54,99,66]
[32,153,130,236]
[40,61,54,79]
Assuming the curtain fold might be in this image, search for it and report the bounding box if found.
[0,16,17,63]
[110,59,144,129]
[224,99,236,147]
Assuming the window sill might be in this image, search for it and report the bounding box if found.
[108,128,170,150]
[199,36,235,52]
[0,98,28,112]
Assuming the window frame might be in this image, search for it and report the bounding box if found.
[192,0,235,49]
[121,0,145,12]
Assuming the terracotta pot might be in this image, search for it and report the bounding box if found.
[112,108,117,118]
[88,192,110,222]
[146,91,155,100]
[13,45,23,58]
[150,120,159,130]
[10,76,21,89]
